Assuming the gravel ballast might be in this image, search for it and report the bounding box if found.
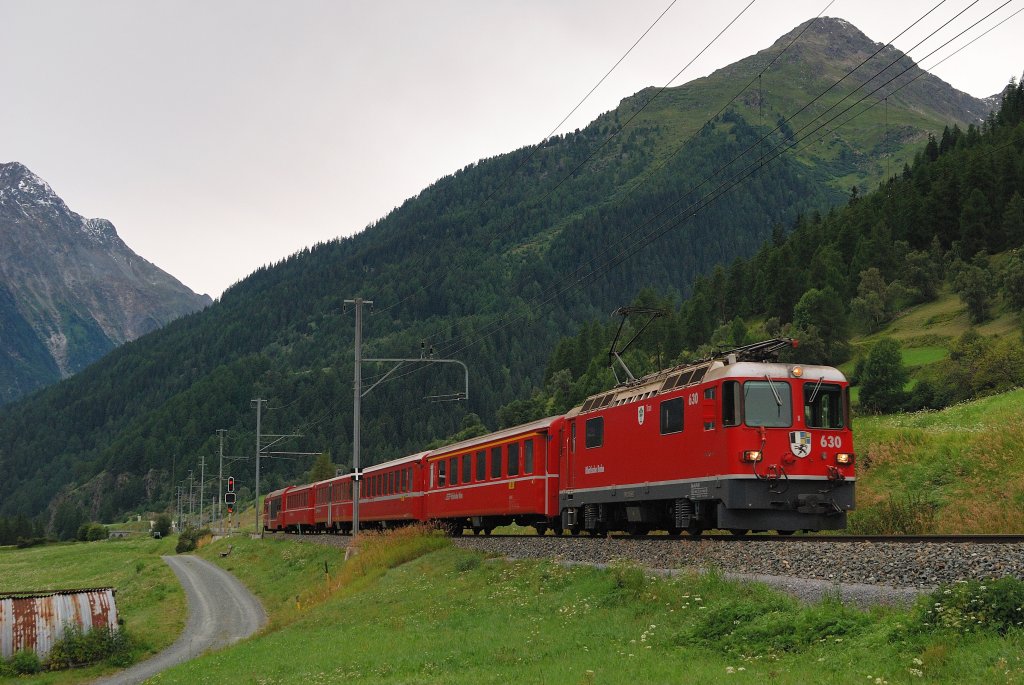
[451,536,1024,607]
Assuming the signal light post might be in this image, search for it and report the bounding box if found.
[225,476,236,530]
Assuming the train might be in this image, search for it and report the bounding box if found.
[263,338,855,537]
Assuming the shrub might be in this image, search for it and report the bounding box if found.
[175,526,211,553]
[47,625,137,670]
[152,513,172,538]
[86,523,108,541]
[915,577,1024,634]
[847,494,938,535]
[10,649,41,674]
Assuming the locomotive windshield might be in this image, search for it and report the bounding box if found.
[804,381,845,429]
[743,380,792,427]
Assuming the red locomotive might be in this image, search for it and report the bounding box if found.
[264,339,854,536]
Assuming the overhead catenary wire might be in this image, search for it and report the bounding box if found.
[427,0,1019,366]
[352,0,768,387]
[369,0,682,319]
[288,2,1023,474]
[426,0,959,360]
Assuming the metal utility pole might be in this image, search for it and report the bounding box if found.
[176,486,182,532]
[217,429,227,534]
[345,298,372,537]
[198,456,206,527]
[188,470,194,525]
[345,299,469,539]
[252,398,266,535]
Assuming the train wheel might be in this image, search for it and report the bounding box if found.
[472,527,482,536]
[484,527,494,536]
[533,524,548,536]
[553,526,564,536]
[570,528,581,536]
[686,528,703,538]
[776,530,795,536]
[667,527,682,538]
[728,528,749,537]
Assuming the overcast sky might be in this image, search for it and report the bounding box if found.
[3,1,1022,298]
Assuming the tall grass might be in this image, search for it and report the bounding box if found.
[852,389,1024,533]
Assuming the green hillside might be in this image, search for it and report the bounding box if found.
[851,389,1024,534]
[0,20,1011,530]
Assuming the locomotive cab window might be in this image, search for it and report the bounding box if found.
[722,381,741,427]
[585,417,604,448]
[804,381,845,429]
[659,397,684,434]
[743,380,792,427]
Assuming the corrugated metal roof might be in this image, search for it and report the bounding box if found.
[0,587,119,659]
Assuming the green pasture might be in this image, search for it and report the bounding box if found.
[0,536,183,684]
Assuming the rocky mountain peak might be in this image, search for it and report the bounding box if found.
[774,16,878,52]
[0,161,65,211]
[0,162,212,402]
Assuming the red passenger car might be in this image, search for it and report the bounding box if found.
[313,473,354,533]
[263,483,316,533]
[355,452,427,529]
[423,416,564,535]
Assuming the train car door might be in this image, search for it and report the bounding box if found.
[327,483,333,528]
[567,419,577,490]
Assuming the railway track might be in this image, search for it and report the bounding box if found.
[272,529,1024,592]
[273,530,1024,544]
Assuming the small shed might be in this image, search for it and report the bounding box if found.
[0,587,119,660]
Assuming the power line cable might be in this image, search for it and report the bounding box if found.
[430,1,1014,364]
[369,0,682,318]
[429,1,953,358]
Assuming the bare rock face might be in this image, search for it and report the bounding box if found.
[0,162,211,402]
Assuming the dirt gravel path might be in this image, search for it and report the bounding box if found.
[91,555,266,685]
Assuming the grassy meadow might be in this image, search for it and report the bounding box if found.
[148,531,1024,685]
[0,535,184,684]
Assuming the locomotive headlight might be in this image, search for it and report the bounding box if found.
[791,366,804,378]
[836,453,854,465]
[742,450,762,463]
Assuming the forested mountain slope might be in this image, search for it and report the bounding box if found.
[0,18,997,528]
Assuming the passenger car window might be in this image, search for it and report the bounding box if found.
[476,450,486,481]
[508,443,520,476]
[491,447,502,478]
